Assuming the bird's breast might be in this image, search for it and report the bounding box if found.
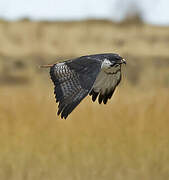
[92,67,121,94]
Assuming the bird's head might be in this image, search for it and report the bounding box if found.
[101,53,126,70]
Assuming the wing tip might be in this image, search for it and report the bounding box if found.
[90,90,99,102]
[90,89,116,104]
[98,94,103,104]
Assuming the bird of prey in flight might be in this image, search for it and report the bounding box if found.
[41,53,126,119]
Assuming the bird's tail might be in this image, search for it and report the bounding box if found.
[39,64,53,68]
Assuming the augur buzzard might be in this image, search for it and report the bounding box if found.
[41,53,126,119]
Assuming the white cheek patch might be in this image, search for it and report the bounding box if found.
[101,58,112,69]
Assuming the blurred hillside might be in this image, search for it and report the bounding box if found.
[0,20,169,87]
[0,20,169,179]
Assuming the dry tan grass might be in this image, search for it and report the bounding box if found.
[0,20,169,179]
[0,84,169,180]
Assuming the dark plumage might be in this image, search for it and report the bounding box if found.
[41,53,126,119]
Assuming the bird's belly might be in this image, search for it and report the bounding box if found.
[93,69,120,94]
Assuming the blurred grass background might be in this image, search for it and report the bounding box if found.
[0,19,169,179]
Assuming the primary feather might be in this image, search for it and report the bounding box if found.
[44,53,126,119]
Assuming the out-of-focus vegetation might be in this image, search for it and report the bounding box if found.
[0,19,169,180]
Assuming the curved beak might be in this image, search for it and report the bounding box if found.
[121,59,126,65]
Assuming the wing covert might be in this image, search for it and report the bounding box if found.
[50,58,101,119]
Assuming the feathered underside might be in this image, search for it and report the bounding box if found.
[89,69,121,104]
[50,57,101,119]
[49,54,123,119]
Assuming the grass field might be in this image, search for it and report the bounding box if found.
[0,20,169,179]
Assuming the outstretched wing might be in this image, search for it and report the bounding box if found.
[50,57,101,119]
[89,68,121,104]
